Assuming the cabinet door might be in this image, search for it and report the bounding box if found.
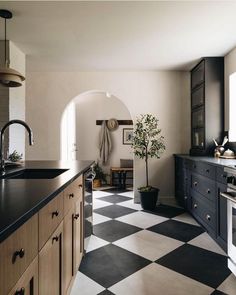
[192,85,204,108]
[191,60,204,89]
[63,207,74,294]
[39,222,63,295]
[8,257,38,295]
[74,199,83,273]
[192,107,204,128]
[192,128,205,148]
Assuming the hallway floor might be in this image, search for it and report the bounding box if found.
[71,189,236,295]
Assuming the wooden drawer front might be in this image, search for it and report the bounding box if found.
[0,214,38,295]
[8,256,38,295]
[64,176,83,214]
[39,192,64,250]
[216,167,227,185]
[192,173,216,202]
[192,195,216,232]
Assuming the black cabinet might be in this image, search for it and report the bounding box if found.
[174,155,228,252]
[190,58,224,156]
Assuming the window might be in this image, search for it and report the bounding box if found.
[229,72,236,142]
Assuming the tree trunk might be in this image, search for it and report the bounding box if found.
[145,147,149,187]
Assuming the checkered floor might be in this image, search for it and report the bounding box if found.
[70,188,236,295]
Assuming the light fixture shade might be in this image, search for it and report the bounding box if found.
[0,66,25,87]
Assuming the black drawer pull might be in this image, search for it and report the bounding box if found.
[52,236,59,243]
[194,204,197,209]
[205,169,210,173]
[207,189,211,194]
[74,213,80,220]
[52,211,59,218]
[78,184,83,188]
[206,214,211,221]
[12,248,25,264]
[221,174,226,179]
[69,193,74,199]
[193,181,198,186]
[15,288,25,295]
[193,164,197,169]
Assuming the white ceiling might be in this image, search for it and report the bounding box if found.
[0,1,236,71]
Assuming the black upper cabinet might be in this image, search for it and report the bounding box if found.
[190,57,224,156]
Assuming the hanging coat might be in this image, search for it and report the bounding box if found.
[99,120,112,164]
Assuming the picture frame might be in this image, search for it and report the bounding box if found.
[123,128,133,145]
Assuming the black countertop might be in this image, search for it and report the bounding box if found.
[0,160,94,243]
[174,154,236,169]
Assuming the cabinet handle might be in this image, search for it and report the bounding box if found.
[69,193,74,199]
[207,189,211,194]
[193,181,198,186]
[15,288,25,295]
[12,248,25,264]
[193,164,196,169]
[74,213,80,220]
[194,204,197,209]
[206,214,211,221]
[206,169,210,173]
[52,211,59,218]
[52,236,59,243]
[221,174,226,179]
[78,184,83,189]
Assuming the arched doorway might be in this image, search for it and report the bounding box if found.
[61,90,133,188]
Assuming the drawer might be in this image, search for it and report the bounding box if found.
[64,175,83,214]
[190,161,216,180]
[39,192,64,250]
[192,194,216,232]
[216,166,227,185]
[192,173,216,202]
[0,214,38,295]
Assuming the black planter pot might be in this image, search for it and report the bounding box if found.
[139,187,160,211]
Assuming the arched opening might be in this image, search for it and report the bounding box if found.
[60,90,134,189]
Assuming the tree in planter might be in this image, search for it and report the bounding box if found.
[93,162,107,187]
[132,114,165,209]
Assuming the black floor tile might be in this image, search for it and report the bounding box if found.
[147,219,204,242]
[79,244,151,288]
[99,194,132,204]
[102,188,129,194]
[156,244,231,289]
[97,290,115,295]
[94,204,136,218]
[211,291,229,295]
[143,204,185,218]
[93,220,142,242]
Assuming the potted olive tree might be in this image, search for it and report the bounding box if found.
[132,114,165,210]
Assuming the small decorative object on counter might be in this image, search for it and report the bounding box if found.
[8,150,23,162]
[213,136,228,157]
[220,149,236,159]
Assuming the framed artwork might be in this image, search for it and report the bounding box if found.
[123,128,133,145]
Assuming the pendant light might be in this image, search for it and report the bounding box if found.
[0,9,25,87]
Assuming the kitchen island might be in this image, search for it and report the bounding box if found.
[0,160,94,295]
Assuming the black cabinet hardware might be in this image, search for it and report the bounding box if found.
[12,248,25,264]
[15,288,25,295]
[52,236,59,243]
[52,211,59,218]
[74,213,80,220]
[69,193,74,199]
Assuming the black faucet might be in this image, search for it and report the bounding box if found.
[0,120,33,171]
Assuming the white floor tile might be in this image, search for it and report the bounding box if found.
[70,271,104,295]
[218,273,236,295]
[109,263,214,295]
[119,199,142,210]
[93,213,112,225]
[173,212,200,226]
[118,191,134,198]
[113,230,183,261]
[85,235,110,253]
[188,232,227,256]
[116,211,168,229]
[93,190,113,199]
[93,199,111,209]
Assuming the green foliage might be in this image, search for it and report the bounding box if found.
[93,162,107,183]
[132,114,165,188]
[8,150,23,162]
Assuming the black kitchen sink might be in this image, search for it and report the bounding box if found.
[1,168,68,179]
